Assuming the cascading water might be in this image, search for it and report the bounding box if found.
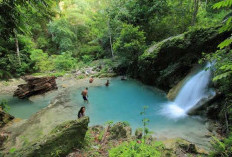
[161,63,215,119]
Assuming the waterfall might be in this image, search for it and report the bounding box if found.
[161,63,215,119]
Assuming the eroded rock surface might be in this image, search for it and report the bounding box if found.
[7,117,89,157]
[13,76,58,99]
[1,90,78,155]
[163,138,208,156]
[0,108,14,128]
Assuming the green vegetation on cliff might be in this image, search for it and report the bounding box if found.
[1,0,232,156]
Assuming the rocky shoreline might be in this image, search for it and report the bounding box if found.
[0,73,223,156]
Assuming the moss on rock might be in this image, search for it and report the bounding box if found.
[0,108,14,128]
[7,117,89,157]
[137,27,231,92]
[109,122,132,140]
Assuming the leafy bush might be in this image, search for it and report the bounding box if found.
[30,50,76,72]
[0,70,12,80]
[48,71,66,77]
[30,49,54,72]
[109,140,163,157]
[53,53,76,71]
[210,135,232,157]
[82,55,94,64]
[77,75,85,79]
[0,99,10,112]
[79,44,104,59]
[113,24,146,64]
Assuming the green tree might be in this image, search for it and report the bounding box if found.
[113,24,146,75]
[0,0,56,78]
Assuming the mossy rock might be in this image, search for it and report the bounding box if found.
[137,26,231,92]
[7,117,89,157]
[163,138,208,156]
[0,109,14,128]
[109,122,132,140]
[135,128,143,139]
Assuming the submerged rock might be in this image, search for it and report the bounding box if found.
[109,122,132,140]
[13,76,58,99]
[7,117,89,157]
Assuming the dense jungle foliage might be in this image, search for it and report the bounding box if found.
[0,0,232,156]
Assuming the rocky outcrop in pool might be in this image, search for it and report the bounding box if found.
[13,76,58,99]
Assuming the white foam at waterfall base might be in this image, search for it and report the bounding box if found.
[161,102,187,119]
[161,63,214,119]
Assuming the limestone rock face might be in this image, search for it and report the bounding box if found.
[187,92,223,117]
[9,116,89,157]
[163,138,208,156]
[137,27,231,92]
[13,76,58,99]
[0,108,14,128]
[109,122,132,140]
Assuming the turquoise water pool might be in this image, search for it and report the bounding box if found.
[70,79,209,144]
[71,79,167,128]
[1,78,210,148]
[0,91,58,119]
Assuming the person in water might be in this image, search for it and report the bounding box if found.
[89,76,94,83]
[78,106,86,119]
[105,80,110,86]
[121,76,127,80]
[81,87,89,102]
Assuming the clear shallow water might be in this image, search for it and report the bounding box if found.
[0,92,57,119]
[70,78,210,147]
[71,78,168,128]
[1,78,210,148]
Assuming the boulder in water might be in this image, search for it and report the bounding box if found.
[13,76,58,99]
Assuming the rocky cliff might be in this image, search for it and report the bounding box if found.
[137,27,231,92]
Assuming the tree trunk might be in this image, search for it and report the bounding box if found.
[191,0,199,26]
[108,19,114,58]
[14,29,21,66]
[205,0,207,10]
